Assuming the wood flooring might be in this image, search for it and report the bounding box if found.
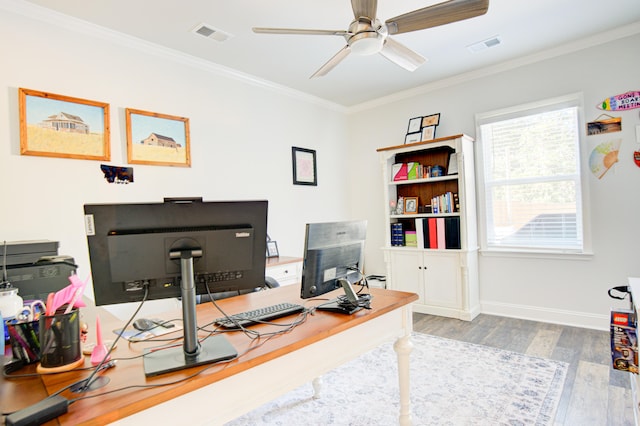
[412,313,637,425]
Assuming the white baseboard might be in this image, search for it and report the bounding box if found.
[480,300,610,331]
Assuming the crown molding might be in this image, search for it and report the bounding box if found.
[0,0,348,113]
[347,21,640,114]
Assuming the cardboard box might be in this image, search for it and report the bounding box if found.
[611,308,638,374]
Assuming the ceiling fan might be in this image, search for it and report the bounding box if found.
[253,0,489,78]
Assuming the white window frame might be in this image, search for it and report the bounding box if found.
[475,93,592,259]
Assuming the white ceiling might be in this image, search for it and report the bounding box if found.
[16,0,640,107]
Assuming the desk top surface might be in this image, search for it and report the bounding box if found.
[2,285,417,425]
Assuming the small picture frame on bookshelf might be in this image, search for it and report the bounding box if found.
[404,197,418,214]
[421,125,436,141]
[407,116,422,134]
[447,152,459,175]
[422,113,440,127]
[405,132,421,144]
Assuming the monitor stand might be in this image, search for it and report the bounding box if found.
[143,250,237,377]
[316,278,365,315]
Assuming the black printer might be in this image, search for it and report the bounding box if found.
[2,240,76,301]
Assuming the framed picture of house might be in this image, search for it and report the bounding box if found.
[19,88,110,161]
[126,108,191,167]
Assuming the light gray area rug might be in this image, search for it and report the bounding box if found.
[227,333,568,426]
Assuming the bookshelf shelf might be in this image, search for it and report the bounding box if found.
[389,175,458,186]
[377,134,480,321]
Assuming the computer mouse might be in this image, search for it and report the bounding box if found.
[133,318,157,331]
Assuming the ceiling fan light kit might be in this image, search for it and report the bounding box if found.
[253,0,489,77]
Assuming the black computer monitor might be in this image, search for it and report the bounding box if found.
[83,198,268,376]
[300,220,368,314]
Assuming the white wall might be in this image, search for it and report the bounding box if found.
[348,27,640,329]
[0,4,349,316]
[3,2,639,329]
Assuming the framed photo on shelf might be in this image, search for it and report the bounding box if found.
[266,240,279,258]
[292,146,317,186]
[407,116,422,134]
[447,152,459,175]
[404,197,419,214]
[421,125,436,141]
[19,87,110,161]
[405,132,421,144]
[126,108,191,167]
[422,113,440,127]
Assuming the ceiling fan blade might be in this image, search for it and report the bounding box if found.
[253,27,348,36]
[379,37,426,72]
[386,0,489,35]
[310,46,352,78]
[351,0,378,20]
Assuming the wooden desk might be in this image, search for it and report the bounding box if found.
[2,286,417,425]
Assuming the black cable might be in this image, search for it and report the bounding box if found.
[78,283,150,392]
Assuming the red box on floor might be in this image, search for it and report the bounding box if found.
[610,308,638,374]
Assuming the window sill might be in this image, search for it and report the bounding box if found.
[479,248,594,261]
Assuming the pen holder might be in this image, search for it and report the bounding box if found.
[38,309,82,370]
[7,319,41,364]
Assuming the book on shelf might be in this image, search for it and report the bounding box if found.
[430,192,458,214]
[444,217,461,249]
[391,223,404,246]
[404,231,417,247]
[415,218,425,249]
[436,218,446,248]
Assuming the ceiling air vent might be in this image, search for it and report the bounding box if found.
[467,35,502,53]
[191,23,233,42]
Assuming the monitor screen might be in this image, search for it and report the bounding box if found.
[300,220,366,300]
[84,198,268,306]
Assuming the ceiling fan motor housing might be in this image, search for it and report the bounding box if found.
[347,18,386,55]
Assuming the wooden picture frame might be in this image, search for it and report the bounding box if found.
[404,197,418,214]
[292,146,317,186]
[422,113,440,127]
[19,88,110,161]
[126,108,191,167]
[421,125,436,141]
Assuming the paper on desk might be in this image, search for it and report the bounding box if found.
[113,322,182,342]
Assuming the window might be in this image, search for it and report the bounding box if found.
[476,94,588,253]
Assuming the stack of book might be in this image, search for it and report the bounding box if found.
[415,217,461,249]
[391,223,404,246]
[430,192,458,213]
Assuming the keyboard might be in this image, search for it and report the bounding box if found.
[214,302,305,329]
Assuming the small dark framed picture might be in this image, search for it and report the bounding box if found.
[404,197,418,214]
[421,126,436,141]
[292,146,317,186]
[422,113,440,127]
[405,132,421,144]
[407,116,422,134]
[266,241,279,258]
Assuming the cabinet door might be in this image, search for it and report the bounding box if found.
[389,251,425,303]
[422,253,460,308]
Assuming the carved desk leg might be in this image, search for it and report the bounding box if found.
[312,376,323,399]
[394,314,414,425]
